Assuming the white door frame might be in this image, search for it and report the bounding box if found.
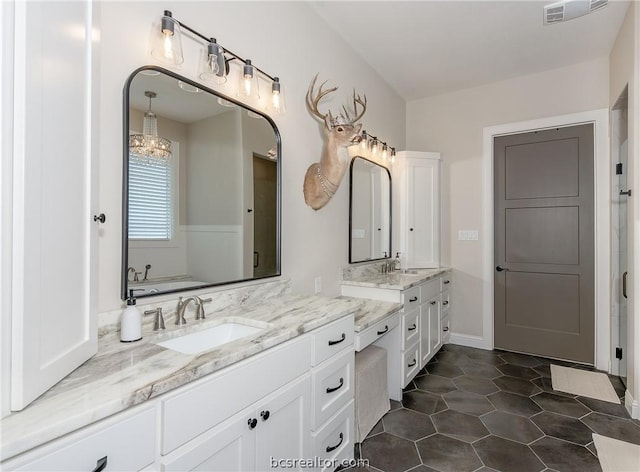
[482,109,610,372]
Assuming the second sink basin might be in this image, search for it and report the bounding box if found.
[157,322,264,354]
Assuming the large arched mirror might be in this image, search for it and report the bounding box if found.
[122,66,281,299]
[349,156,391,263]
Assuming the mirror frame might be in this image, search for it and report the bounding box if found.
[348,156,392,264]
[122,65,282,300]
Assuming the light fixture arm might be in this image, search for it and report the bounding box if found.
[163,10,278,82]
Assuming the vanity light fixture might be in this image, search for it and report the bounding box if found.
[129,91,172,161]
[149,10,285,116]
[358,131,396,166]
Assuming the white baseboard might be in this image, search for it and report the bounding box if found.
[449,333,492,351]
[625,389,639,419]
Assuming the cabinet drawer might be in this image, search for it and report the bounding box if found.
[420,279,439,302]
[440,275,452,291]
[312,349,355,429]
[441,291,450,318]
[442,315,450,344]
[354,313,399,351]
[401,308,420,350]
[312,400,354,472]
[402,286,421,310]
[4,406,155,472]
[402,342,421,388]
[162,336,311,454]
[313,314,354,366]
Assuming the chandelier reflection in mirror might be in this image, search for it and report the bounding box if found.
[129,90,172,161]
[149,10,285,117]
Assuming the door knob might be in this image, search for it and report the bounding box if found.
[496,266,509,272]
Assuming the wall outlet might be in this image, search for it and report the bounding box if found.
[458,230,479,241]
[314,276,322,294]
[352,228,365,239]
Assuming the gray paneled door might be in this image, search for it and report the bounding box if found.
[494,124,594,364]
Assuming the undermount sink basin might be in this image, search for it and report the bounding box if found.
[157,322,264,354]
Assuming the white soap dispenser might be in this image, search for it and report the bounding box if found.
[394,252,402,271]
[121,289,142,343]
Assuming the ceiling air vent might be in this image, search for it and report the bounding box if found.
[544,4,565,24]
[543,0,608,25]
[589,0,608,12]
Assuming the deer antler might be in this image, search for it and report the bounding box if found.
[341,90,367,124]
[306,74,338,123]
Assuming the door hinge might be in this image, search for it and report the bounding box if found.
[615,347,623,360]
[616,163,623,175]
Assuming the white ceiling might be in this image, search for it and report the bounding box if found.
[308,0,631,101]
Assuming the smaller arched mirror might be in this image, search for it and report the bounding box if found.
[349,156,391,263]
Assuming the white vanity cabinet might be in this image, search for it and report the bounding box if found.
[1,405,156,471]
[395,151,441,269]
[2,314,356,472]
[342,273,451,392]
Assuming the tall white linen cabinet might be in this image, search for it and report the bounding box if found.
[394,151,441,269]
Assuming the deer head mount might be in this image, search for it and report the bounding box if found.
[304,75,367,210]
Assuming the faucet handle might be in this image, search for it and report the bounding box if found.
[144,307,165,331]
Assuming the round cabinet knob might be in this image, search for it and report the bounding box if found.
[248,418,258,429]
[260,410,270,421]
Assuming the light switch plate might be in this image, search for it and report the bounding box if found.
[314,276,322,294]
[458,230,479,241]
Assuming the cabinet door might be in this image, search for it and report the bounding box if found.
[256,375,311,471]
[7,0,99,410]
[406,157,440,268]
[420,300,437,367]
[162,414,256,472]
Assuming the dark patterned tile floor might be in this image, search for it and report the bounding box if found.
[349,344,640,472]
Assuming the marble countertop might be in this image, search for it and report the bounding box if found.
[340,267,451,290]
[1,294,362,461]
[337,296,402,333]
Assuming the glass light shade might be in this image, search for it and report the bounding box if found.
[390,148,397,164]
[382,144,388,160]
[198,38,227,85]
[237,59,260,103]
[267,77,286,116]
[150,12,184,65]
[371,139,379,155]
[360,131,369,152]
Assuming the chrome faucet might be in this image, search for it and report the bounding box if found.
[175,296,198,325]
[175,296,212,324]
[381,260,395,274]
